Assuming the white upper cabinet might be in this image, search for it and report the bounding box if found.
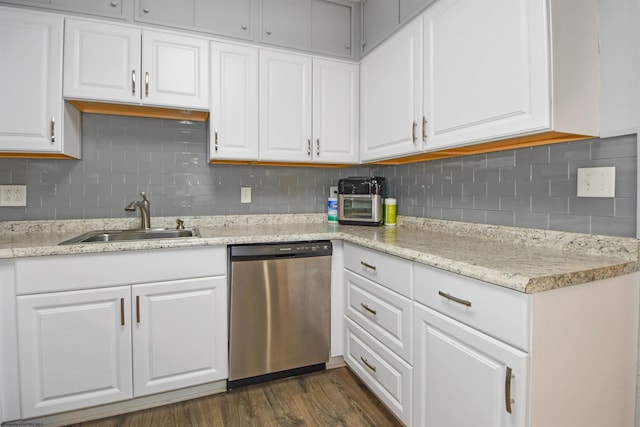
[259,50,312,162]
[0,7,81,158]
[422,0,599,151]
[209,42,259,161]
[360,18,422,162]
[312,58,359,163]
[259,50,358,164]
[63,19,140,104]
[64,18,209,110]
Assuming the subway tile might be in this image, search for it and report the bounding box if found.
[549,140,591,163]
[515,180,549,197]
[591,134,637,160]
[532,162,569,181]
[569,197,615,217]
[473,195,500,210]
[590,216,636,237]
[451,196,474,209]
[487,181,515,197]
[531,196,569,214]
[486,210,514,226]
[486,151,515,169]
[615,198,636,217]
[461,209,486,223]
[500,196,530,211]
[549,179,575,197]
[514,211,549,229]
[474,168,499,183]
[462,181,486,197]
[442,208,463,221]
[499,165,530,182]
[549,213,590,234]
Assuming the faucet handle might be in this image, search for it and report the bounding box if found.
[176,219,185,230]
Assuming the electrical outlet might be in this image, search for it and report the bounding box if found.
[330,186,338,197]
[0,185,27,206]
[241,187,251,204]
[577,167,616,198]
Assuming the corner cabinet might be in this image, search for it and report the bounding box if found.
[64,18,209,110]
[0,7,80,158]
[259,50,358,164]
[13,247,228,419]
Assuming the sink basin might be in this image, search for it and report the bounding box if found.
[59,228,201,245]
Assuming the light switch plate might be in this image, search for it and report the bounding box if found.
[241,187,251,203]
[576,167,616,198]
[0,185,27,206]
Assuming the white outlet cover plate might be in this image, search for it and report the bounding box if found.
[576,167,616,198]
[241,187,251,204]
[0,185,27,206]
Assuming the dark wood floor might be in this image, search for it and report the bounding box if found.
[66,367,403,427]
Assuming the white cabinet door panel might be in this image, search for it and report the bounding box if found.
[142,31,209,109]
[17,286,133,418]
[360,18,422,162]
[413,303,527,427]
[259,51,312,162]
[423,0,549,150]
[312,59,358,163]
[209,42,259,161]
[132,276,228,397]
[64,19,140,103]
[0,9,65,154]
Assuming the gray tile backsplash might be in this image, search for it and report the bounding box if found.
[372,134,637,237]
[0,114,636,237]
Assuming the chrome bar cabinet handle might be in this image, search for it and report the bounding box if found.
[136,295,140,323]
[316,138,320,157]
[214,130,219,152]
[120,298,125,326]
[360,356,377,372]
[422,116,427,142]
[145,72,149,97]
[361,303,377,316]
[412,121,417,144]
[131,70,136,95]
[360,261,377,271]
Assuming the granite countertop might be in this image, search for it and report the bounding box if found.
[0,214,637,294]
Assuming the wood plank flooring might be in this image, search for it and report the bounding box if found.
[66,367,403,427]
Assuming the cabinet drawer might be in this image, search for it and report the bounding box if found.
[344,269,412,362]
[414,263,529,351]
[344,243,412,297]
[345,317,412,425]
[15,247,227,295]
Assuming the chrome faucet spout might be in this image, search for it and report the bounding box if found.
[125,192,151,229]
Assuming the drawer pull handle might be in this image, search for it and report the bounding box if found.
[505,366,515,413]
[360,356,377,373]
[360,303,377,316]
[136,296,140,323]
[120,298,125,326]
[360,261,376,271]
[438,291,472,307]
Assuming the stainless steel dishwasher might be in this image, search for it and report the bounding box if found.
[227,241,332,389]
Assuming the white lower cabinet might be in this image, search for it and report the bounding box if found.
[17,286,133,419]
[132,277,228,397]
[413,303,527,427]
[14,247,228,419]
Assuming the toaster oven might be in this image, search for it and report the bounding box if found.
[337,177,386,225]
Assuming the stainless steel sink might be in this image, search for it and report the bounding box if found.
[59,228,201,245]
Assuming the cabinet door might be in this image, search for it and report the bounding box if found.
[17,287,133,418]
[311,0,353,57]
[132,276,228,397]
[361,0,399,53]
[259,51,312,162]
[51,0,126,18]
[399,0,435,23]
[360,18,422,162]
[210,42,259,161]
[0,9,64,153]
[260,0,311,50]
[422,0,549,151]
[312,59,358,163]
[64,19,141,104]
[413,303,527,427]
[141,30,209,109]
[136,0,196,27]
[195,0,253,40]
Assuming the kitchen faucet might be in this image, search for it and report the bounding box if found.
[125,192,151,229]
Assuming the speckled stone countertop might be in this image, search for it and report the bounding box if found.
[0,214,637,294]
